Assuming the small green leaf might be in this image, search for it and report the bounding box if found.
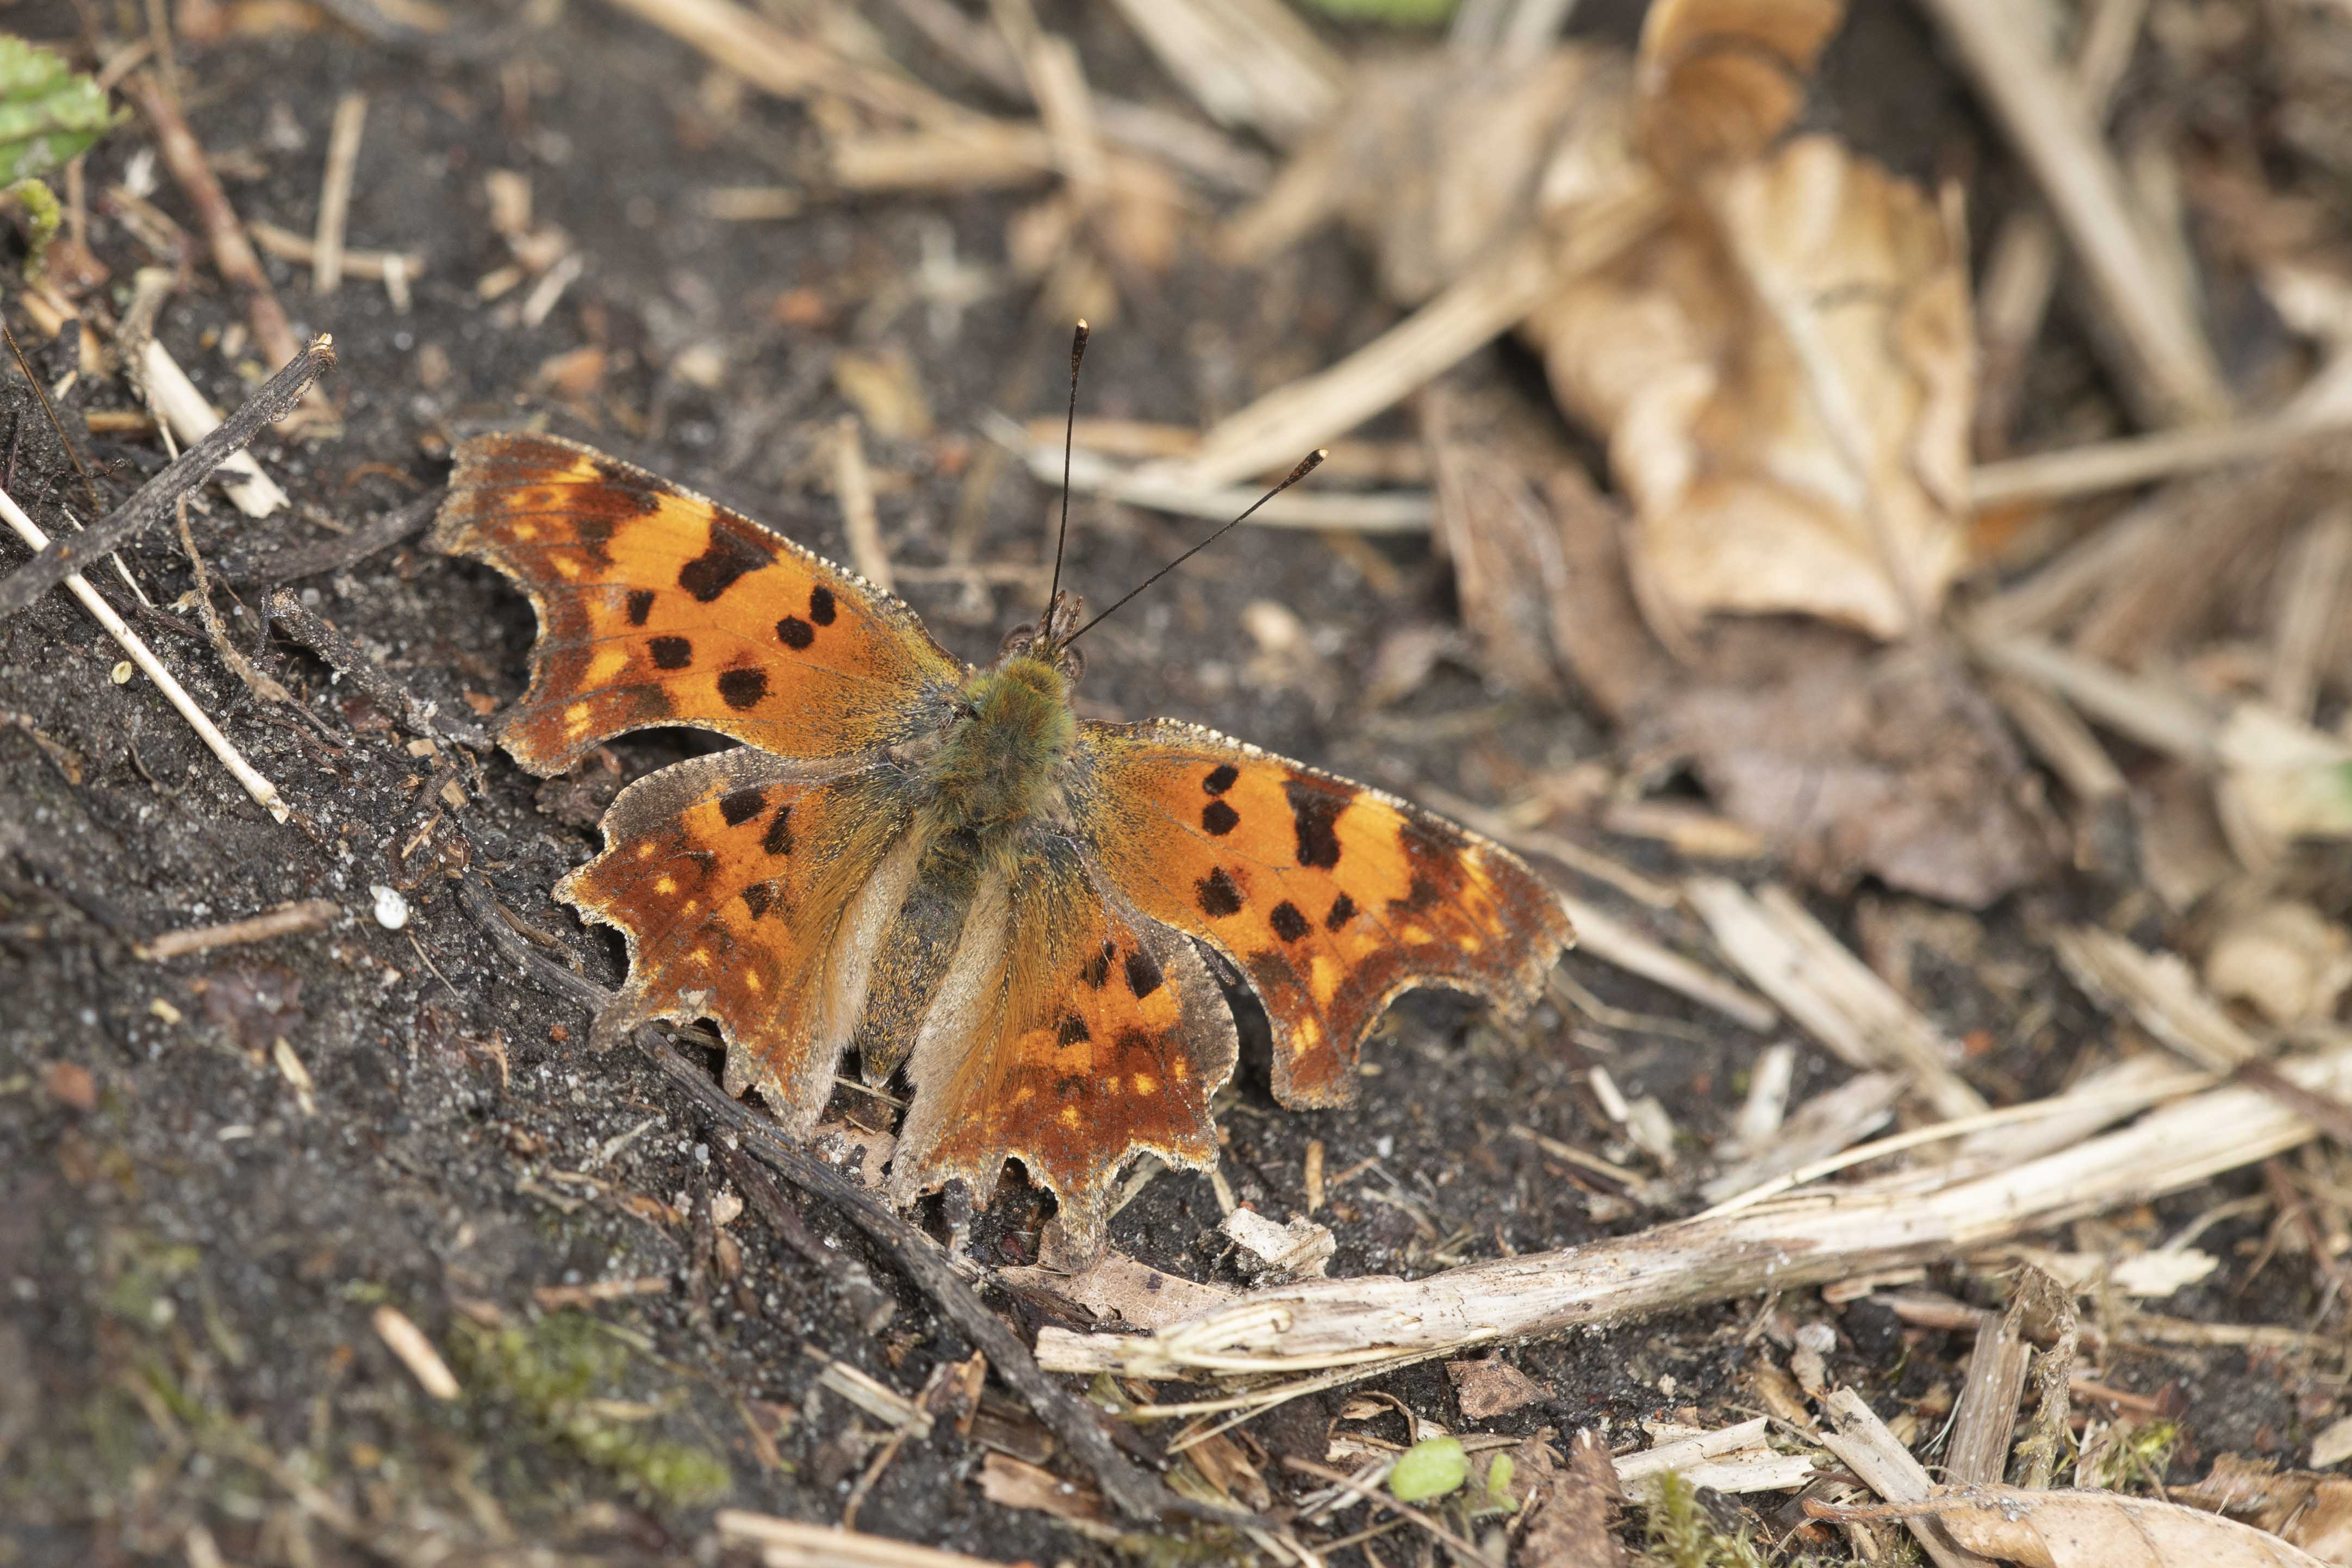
[1389,1435,1470,1502]
[1486,1451,1515,1498]
[0,39,127,184]
[1293,0,1459,23]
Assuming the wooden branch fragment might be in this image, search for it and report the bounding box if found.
[126,72,326,426]
[0,337,335,620]
[1910,0,2229,427]
[265,589,491,751]
[1944,1309,2032,1488]
[0,484,290,823]
[138,339,290,518]
[1100,0,1343,148]
[1685,880,1986,1120]
[221,492,435,586]
[1032,1040,2352,1379]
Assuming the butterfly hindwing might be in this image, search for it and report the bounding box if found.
[891,834,1238,1265]
[1073,719,1575,1106]
[433,431,961,773]
[558,749,923,1131]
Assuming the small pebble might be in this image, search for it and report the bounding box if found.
[370,884,410,930]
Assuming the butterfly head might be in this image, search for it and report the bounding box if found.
[995,587,1087,688]
[922,591,1086,835]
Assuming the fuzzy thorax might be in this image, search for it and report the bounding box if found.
[920,653,1078,835]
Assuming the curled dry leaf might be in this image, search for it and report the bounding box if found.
[1813,1483,2334,1568]
[2176,1455,2352,1566]
[1634,0,1845,181]
[2204,901,2352,1028]
[1533,134,1974,642]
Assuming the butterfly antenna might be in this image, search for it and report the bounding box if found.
[1063,449,1326,646]
[1043,319,1089,624]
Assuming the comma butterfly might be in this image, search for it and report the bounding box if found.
[435,346,1575,1264]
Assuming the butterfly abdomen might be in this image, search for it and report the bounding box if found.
[922,654,1079,835]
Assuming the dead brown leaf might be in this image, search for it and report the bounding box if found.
[1447,1355,1546,1420]
[1515,1428,1625,1568]
[1534,134,1973,642]
[1813,1483,2334,1568]
[2177,1456,2352,1566]
[978,1452,1111,1529]
[995,1251,1236,1331]
[831,349,935,441]
[1634,0,1846,180]
[1650,634,2064,906]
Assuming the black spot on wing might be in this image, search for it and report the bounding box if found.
[1389,874,1441,913]
[1269,900,1309,942]
[776,615,814,650]
[1326,892,1357,931]
[677,524,771,602]
[1284,777,1347,869]
[1124,949,1163,999]
[625,588,656,626]
[740,881,775,919]
[762,803,795,856]
[649,636,693,670]
[1203,763,1238,795]
[1197,867,1243,918]
[718,668,769,710]
[1056,1013,1091,1048]
[1081,939,1113,988]
[808,586,837,626]
[718,786,767,827]
[1202,799,1239,836]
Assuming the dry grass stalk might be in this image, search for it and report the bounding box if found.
[1552,893,1778,1034]
[1034,1040,2352,1381]
[1148,196,1661,493]
[310,91,368,295]
[2267,508,2352,722]
[1945,1307,2034,1488]
[1969,416,2349,509]
[1100,0,1343,147]
[247,221,424,284]
[1021,416,1430,486]
[716,1511,1008,1568]
[1911,0,2230,426]
[1818,1387,1995,1568]
[125,72,327,429]
[987,416,1434,532]
[831,416,893,593]
[135,899,341,960]
[1685,879,1986,1119]
[0,485,290,824]
[1973,0,2151,450]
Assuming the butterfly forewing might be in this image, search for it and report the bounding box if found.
[1072,719,1576,1106]
[434,432,962,773]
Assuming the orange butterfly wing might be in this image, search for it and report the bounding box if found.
[432,431,961,774]
[556,749,926,1130]
[889,838,1238,1265]
[1072,720,1575,1106]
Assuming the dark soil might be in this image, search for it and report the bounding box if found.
[0,4,2341,1566]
